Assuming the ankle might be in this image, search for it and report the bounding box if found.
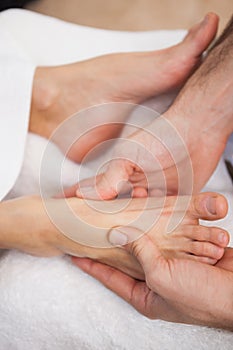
[29,67,61,138]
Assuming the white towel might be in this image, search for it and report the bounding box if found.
[1,130,233,350]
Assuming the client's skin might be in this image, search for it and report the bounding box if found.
[0,193,229,279]
[71,14,233,330]
[74,14,233,199]
[0,14,224,273]
[74,239,233,330]
[30,13,218,163]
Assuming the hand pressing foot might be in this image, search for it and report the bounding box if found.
[164,14,233,193]
[75,13,233,200]
[29,13,218,163]
[72,211,233,330]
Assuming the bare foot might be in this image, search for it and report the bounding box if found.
[63,192,229,269]
[30,13,218,163]
[107,192,229,265]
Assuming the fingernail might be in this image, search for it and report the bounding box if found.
[206,196,217,215]
[109,228,128,246]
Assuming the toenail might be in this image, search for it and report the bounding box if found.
[218,232,228,244]
[206,196,217,215]
[197,15,209,30]
[203,14,209,25]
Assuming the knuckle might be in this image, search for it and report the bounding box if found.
[196,226,209,241]
[199,242,209,256]
[129,240,143,259]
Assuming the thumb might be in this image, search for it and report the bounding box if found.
[108,226,162,270]
[76,159,132,200]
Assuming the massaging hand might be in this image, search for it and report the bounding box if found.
[72,194,233,330]
[29,13,218,164]
[71,12,233,199]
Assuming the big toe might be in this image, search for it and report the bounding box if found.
[189,192,228,221]
[180,12,219,58]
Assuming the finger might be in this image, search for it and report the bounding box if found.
[59,183,79,198]
[71,257,192,322]
[76,159,133,200]
[188,192,228,221]
[72,257,152,314]
[215,247,233,271]
[55,174,100,198]
[149,188,166,197]
[132,187,148,198]
[73,174,102,198]
[108,227,163,273]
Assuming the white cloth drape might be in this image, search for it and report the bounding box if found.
[0,19,35,199]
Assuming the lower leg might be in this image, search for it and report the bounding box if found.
[162,15,233,192]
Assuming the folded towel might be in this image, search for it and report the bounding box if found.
[1,248,233,350]
[1,131,233,350]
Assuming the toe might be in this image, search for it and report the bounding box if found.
[173,251,218,265]
[185,255,218,265]
[183,226,230,248]
[189,192,228,221]
[188,241,225,260]
[182,13,219,57]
